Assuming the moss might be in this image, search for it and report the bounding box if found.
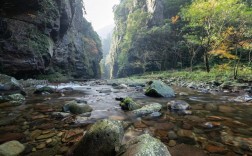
[28,29,51,56]
[38,0,60,25]
[120,97,141,111]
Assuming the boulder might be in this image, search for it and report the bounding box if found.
[72,119,124,156]
[117,134,171,156]
[119,97,141,111]
[167,100,190,111]
[133,103,162,117]
[0,74,24,95]
[34,86,55,94]
[0,140,25,156]
[0,93,25,105]
[62,101,92,115]
[145,80,175,97]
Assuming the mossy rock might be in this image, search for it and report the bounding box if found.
[132,103,162,117]
[145,80,175,97]
[0,93,25,105]
[120,97,141,111]
[63,101,93,115]
[117,134,171,156]
[72,119,124,156]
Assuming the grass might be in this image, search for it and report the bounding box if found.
[130,66,252,83]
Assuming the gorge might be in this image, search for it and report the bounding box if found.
[0,0,252,156]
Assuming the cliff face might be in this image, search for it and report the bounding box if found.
[0,0,102,79]
[108,0,192,78]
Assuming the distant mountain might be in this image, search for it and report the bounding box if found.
[97,24,115,39]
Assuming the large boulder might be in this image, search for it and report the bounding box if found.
[117,134,171,156]
[145,80,175,98]
[62,101,92,115]
[0,74,24,95]
[119,97,141,111]
[72,119,124,156]
[133,103,162,117]
[0,140,25,156]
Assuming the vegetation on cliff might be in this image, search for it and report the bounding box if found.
[108,0,252,80]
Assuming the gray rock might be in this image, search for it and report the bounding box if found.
[72,119,124,156]
[120,97,141,111]
[0,74,24,95]
[117,134,171,156]
[0,140,25,156]
[133,103,162,117]
[145,80,175,97]
[63,101,92,115]
[168,131,177,140]
[34,86,55,94]
[167,100,190,111]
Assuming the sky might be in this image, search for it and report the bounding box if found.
[84,0,120,31]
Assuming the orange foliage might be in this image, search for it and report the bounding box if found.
[209,49,238,59]
[171,15,180,24]
[83,37,99,55]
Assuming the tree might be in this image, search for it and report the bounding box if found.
[181,0,250,72]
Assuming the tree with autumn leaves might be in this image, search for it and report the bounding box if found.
[180,0,252,78]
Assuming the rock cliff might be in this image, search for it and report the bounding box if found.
[108,0,191,78]
[0,0,102,79]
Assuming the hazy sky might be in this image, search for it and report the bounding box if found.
[84,0,120,31]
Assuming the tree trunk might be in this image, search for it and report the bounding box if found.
[204,53,210,72]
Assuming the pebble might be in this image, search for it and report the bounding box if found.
[207,116,224,121]
[168,140,176,147]
[30,130,42,139]
[46,138,53,144]
[36,143,46,150]
[168,131,177,140]
[36,132,56,140]
[177,129,194,138]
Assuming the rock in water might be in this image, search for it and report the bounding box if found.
[145,80,175,97]
[0,74,24,95]
[117,134,171,156]
[0,140,25,156]
[0,93,25,105]
[119,97,141,111]
[34,86,55,94]
[72,119,124,156]
[133,103,162,117]
[62,101,92,115]
[167,100,190,111]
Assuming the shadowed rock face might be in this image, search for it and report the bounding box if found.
[0,0,102,79]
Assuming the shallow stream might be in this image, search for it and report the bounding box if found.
[0,80,252,156]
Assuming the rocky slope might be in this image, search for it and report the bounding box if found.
[108,0,192,78]
[0,0,102,79]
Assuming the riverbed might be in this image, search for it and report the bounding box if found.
[0,79,252,156]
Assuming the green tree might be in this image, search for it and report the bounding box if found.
[181,0,250,72]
